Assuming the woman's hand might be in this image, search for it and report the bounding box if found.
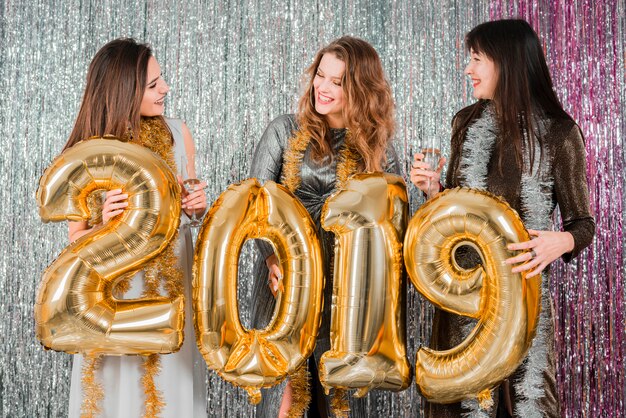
[505,229,575,278]
[102,189,129,224]
[178,177,208,218]
[410,152,446,197]
[265,253,283,297]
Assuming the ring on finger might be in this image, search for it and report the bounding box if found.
[530,249,537,259]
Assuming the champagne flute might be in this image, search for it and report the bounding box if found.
[420,142,442,200]
[180,155,202,227]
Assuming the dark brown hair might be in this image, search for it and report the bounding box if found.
[297,36,395,172]
[63,38,161,150]
[451,19,573,174]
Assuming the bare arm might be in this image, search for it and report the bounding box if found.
[67,189,128,242]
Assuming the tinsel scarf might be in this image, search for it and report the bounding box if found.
[282,128,360,193]
[456,107,554,418]
[82,116,183,418]
[280,127,360,418]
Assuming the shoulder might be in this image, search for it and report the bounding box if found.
[164,116,184,134]
[267,114,298,132]
[164,116,195,152]
[259,114,298,147]
[544,116,583,148]
[452,102,482,125]
[450,102,484,140]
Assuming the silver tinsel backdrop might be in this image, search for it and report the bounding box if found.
[0,0,623,417]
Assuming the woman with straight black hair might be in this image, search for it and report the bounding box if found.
[410,19,595,417]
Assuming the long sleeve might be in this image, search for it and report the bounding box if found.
[249,114,297,182]
[384,141,402,176]
[249,114,298,259]
[552,123,595,262]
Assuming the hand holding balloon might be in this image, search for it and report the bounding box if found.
[102,189,129,224]
[265,253,282,296]
[506,229,575,277]
[36,138,183,355]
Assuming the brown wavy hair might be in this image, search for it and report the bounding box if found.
[297,36,395,172]
[63,38,168,150]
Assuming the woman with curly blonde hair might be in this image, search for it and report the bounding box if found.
[249,36,400,417]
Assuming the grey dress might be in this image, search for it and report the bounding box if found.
[249,114,401,417]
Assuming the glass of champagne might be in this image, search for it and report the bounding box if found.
[180,155,202,227]
[420,144,442,200]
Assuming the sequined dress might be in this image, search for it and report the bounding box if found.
[425,103,595,418]
[68,118,207,418]
[249,114,401,417]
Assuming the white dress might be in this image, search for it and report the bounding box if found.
[68,118,207,418]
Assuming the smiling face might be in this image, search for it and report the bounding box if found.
[464,49,498,100]
[313,53,346,128]
[139,56,169,117]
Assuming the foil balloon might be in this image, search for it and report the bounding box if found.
[35,138,183,355]
[404,187,541,405]
[319,172,411,397]
[193,178,323,403]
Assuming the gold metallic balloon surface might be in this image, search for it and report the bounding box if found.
[193,179,323,402]
[404,187,541,404]
[35,138,183,355]
[319,173,411,397]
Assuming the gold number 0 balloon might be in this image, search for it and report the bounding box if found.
[193,179,323,403]
[319,173,411,397]
[404,187,541,405]
[35,138,183,355]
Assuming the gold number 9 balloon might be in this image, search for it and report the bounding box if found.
[320,173,411,397]
[35,138,183,355]
[404,187,541,405]
[193,179,323,403]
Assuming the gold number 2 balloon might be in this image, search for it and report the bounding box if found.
[193,179,323,403]
[404,187,541,405]
[319,173,411,397]
[35,138,183,355]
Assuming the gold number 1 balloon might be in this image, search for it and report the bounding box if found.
[35,138,183,355]
[404,187,541,405]
[193,179,323,403]
[319,173,411,397]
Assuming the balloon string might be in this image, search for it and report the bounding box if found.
[80,354,103,418]
[287,363,311,417]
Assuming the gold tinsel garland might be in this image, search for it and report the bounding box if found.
[281,128,360,193]
[281,128,361,417]
[142,354,166,417]
[80,355,104,418]
[330,389,351,418]
[84,116,183,417]
[287,364,312,418]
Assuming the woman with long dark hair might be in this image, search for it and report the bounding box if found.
[250,36,400,417]
[410,19,595,417]
[64,38,207,417]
